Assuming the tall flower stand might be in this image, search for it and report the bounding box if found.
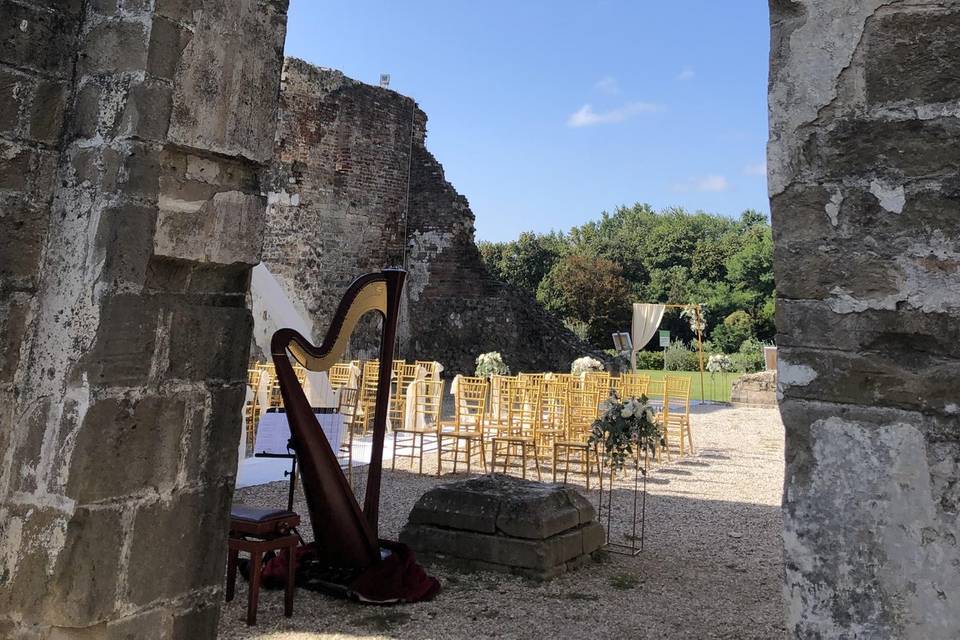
[596,449,648,556]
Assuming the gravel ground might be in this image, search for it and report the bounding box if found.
[219,406,786,639]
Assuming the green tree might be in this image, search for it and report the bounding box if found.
[479,203,775,350]
[536,255,632,345]
[478,232,564,294]
[710,310,754,353]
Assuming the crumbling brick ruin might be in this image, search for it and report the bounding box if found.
[262,59,591,374]
[0,1,288,636]
[770,1,960,636]
[0,1,958,637]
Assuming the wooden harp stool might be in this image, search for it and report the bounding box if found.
[226,505,300,626]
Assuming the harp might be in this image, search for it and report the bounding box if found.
[270,269,405,569]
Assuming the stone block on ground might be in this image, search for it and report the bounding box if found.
[730,371,777,407]
[400,474,605,580]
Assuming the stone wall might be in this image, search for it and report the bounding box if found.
[404,143,592,373]
[730,371,777,408]
[769,1,960,637]
[264,60,591,373]
[0,1,288,637]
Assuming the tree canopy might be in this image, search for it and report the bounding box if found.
[478,204,774,352]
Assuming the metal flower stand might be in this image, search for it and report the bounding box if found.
[596,449,648,556]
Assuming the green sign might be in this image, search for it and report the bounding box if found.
[658,330,670,347]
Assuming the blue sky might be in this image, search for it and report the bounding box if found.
[284,1,770,242]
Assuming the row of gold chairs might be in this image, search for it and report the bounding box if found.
[245,361,693,489]
[326,359,442,489]
[390,372,694,488]
[243,362,309,455]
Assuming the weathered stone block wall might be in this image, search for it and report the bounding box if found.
[262,59,414,356]
[769,1,960,637]
[0,1,287,637]
[264,60,591,373]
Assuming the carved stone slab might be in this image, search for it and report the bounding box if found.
[400,475,605,580]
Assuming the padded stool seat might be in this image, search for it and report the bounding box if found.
[226,504,300,626]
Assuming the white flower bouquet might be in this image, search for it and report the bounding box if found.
[475,351,510,377]
[571,356,605,376]
[707,353,732,373]
[589,396,660,470]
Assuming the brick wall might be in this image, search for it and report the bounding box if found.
[263,59,591,373]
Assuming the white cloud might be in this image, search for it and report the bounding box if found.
[566,102,661,127]
[743,162,767,176]
[594,75,620,95]
[672,175,731,193]
[676,67,695,81]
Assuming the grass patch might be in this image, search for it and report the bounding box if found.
[634,369,739,403]
[354,610,412,632]
[609,572,641,590]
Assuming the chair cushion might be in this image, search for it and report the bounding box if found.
[231,504,297,524]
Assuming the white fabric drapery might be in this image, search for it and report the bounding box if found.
[250,263,336,407]
[631,303,666,370]
[402,365,429,431]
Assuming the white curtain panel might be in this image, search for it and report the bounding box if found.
[631,303,665,370]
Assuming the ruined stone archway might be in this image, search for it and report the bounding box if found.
[0,1,957,637]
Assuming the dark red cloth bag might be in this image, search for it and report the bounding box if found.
[258,540,440,604]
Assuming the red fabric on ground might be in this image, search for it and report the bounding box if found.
[350,539,441,603]
[258,540,441,604]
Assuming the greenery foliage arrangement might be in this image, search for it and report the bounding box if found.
[588,396,660,471]
[475,352,510,377]
[479,205,774,353]
[634,350,664,370]
[728,338,768,373]
[663,341,700,371]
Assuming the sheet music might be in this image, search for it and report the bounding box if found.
[254,411,345,455]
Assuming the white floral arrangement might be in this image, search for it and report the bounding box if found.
[590,396,660,470]
[571,356,604,376]
[707,353,732,373]
[475,351,510,377]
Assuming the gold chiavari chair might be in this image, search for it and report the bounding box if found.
[415,360,440,381]
[646,377,666,407]
[490,379,542,480]
[583,371,612,398]
[392,379,444,475]
[620,373,651,400]
[518,372,545,387]
[553,388,600,489]
[390,362,420,427]
[662,375,693,457]
[437,376,488,475]
[336,387,360,489]
[328,362,354,390]
[538,377,568,463]
[357,360,380,434]
[243,367,264,456]
[485,374,515,438]
[610,375,624,400]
